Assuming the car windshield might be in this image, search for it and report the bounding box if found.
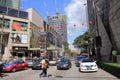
[82,59,94,63]
[9,60,19,64]
[60,59,68,63]
[77,56,85,61]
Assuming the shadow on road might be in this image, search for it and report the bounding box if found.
[55,75,63,78]
[0,73,9,78]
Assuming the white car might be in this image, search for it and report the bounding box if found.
[79,58,98,72]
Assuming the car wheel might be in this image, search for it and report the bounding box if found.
[12,68,16,72]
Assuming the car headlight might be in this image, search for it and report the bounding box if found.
[81,64,85,67]
[93,64,97,67]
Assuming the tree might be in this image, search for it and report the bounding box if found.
[73,31,93,48]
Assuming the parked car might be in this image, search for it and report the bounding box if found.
[3,59,28,72]
[26,59,33,68]
[57,58,72,70]
[79,58,98,72]
[32,58,49,70]
[75,56,86,67]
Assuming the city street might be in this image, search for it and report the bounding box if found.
[1,61,119,80]
[0,1,120,80]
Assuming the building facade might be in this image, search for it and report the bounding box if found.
[0,6,63,61]
[0,0,20,10]
[48,15,67,41]
[87,0,120,62]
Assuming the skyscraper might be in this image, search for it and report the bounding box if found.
[48,15,67,41]
[0,0,20,10]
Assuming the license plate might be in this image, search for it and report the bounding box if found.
[87,67,92,70]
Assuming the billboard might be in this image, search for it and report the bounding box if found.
[12,21,28,31]
[12,33,28,44]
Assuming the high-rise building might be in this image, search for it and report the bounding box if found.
[48,15,67,41]
[0,0,20,10]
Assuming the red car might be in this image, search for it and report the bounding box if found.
[3,59,28,72]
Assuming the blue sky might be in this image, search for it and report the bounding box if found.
[20,0,88,50]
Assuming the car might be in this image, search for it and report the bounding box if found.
[75,56,86,67]
[32,58,42,70]
[57,58,72,70]
[57,56,63,62]
[32,58,49,70]
[79,58,98,72]
[3,59,28,72]
[26,59,33,68]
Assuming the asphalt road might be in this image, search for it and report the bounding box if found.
[1,61,119,80]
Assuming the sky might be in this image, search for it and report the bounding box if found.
[20,0,88,50]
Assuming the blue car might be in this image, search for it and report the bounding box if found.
[57,58,72,70]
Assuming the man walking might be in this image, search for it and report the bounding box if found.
[40,57,47,77]
[39,52,47,77]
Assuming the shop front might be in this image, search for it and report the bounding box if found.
[11,47,29,60]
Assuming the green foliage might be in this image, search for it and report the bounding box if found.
[64,44,70,54]
[99,62,120,78]
[103,62,120,68]
[73,31,93,48]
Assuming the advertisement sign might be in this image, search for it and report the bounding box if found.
[12,33,28,44]
[12,21,27,31]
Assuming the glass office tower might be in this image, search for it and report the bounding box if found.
[0,0,20,10]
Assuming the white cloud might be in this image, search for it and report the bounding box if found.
[65,0,88,49]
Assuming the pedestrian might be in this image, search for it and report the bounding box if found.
[39,56,47,77]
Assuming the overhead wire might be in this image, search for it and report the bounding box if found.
[42,0,50,17]
[54,0,60,15]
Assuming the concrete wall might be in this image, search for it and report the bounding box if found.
[26,8,44,27]
[109,0,120,53]
[0,15,29,60]
[97,14,112,61]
